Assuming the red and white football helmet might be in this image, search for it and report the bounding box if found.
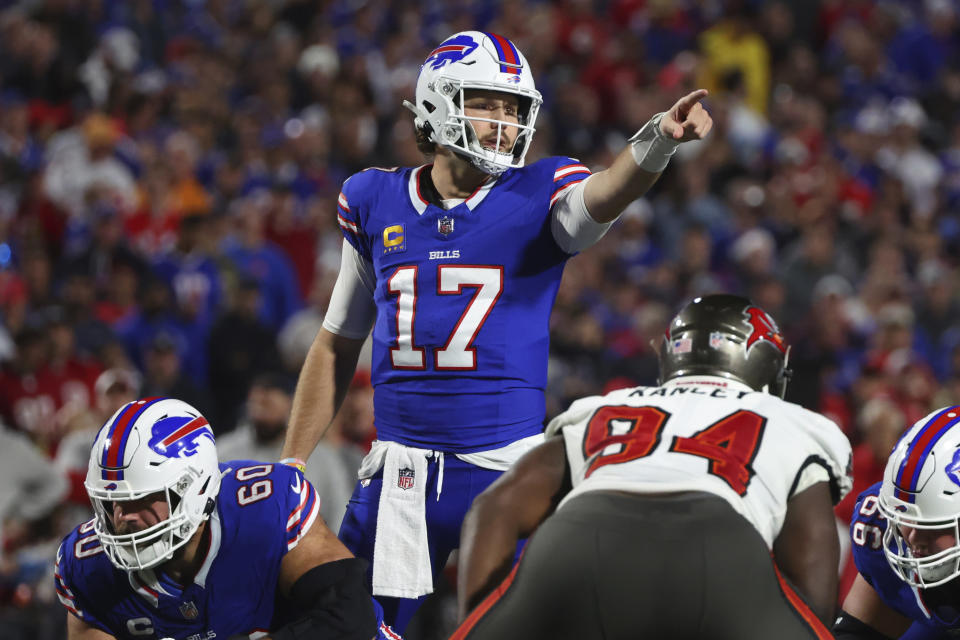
[403,31,542,175]
[85,397,221,571]
[878,406,960,587]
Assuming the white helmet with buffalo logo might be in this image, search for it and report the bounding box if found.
[658,294,792,397]
[878,406,960,588]
[403,31,542,175]
[85,397,221,571]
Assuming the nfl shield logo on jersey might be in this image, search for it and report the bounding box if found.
[179,601,199,619]
[398,468,415,490]
[438,216,455,236]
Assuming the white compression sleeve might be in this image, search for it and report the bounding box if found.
[321,240,378,339]
[627,112,680,172]
[550,175,615,254]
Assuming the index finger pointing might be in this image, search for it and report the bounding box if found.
[676,89,709,110]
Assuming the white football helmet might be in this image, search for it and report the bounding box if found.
[85,397,221,571]
[878,406,960,588]
[403,31,542,175]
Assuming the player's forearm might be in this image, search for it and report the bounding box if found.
[458,438,570,619]
[773,482,839,625]
[838,574,912,638]
[780,545,838,626]
[282,328,363,461]
[582,148,662,224]
[457,494,527,620]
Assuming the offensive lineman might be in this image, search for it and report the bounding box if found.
[55,397,397,640]
[836,406,960,639]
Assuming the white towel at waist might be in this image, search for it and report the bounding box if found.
[358,433,545,480]
[360,433,546,599]
[370,441,433,598]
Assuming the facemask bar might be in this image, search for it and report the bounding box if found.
[88,478,196,571]
[461,116,515,160]
[879,503,960,588]
[430,77,541,175]
[773,345,792,398]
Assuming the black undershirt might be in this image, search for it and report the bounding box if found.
[417,165,445,207]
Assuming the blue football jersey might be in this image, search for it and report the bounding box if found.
[850,482,960,638]
[337,158,591,452]
[56,461,399,640]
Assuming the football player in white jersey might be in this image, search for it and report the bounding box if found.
[453,294,852,640]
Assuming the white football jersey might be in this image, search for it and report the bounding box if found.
[546,376,852,547]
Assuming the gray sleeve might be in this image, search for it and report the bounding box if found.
[321,239,378,339]
[1,430,68,521]
[550,175,615,254]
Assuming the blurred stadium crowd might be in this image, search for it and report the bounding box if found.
[1,0,959,637]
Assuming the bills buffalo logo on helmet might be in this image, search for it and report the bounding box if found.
[424,34,478,70]
[743,306,786,354]
[147,415,215,459]
[946,447,960,490]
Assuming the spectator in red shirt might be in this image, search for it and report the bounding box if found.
[0,327,59,448]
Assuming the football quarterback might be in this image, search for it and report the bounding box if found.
[282,30,713,632]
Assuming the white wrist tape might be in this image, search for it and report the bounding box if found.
[628,112,680,173]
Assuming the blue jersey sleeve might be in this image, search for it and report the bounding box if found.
[54,520,115,634]
[279,467,323,552]
[337,174,369,261]
[546,156,592,211]
[338,171,389,263]
[221,460,322,554]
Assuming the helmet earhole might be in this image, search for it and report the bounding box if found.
[442,125,460,143]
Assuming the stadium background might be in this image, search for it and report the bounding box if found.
[0,0,958,637]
